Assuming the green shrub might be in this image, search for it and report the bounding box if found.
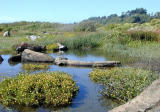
[89,68,159,102]
[0,72,79,107]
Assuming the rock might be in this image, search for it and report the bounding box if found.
[110,79,160,112]
[0,55,3,63]
[16,43,46,53]
[27,35,40,41]
[3,31,10,37]
[8,54,21,62]
[53,43,68,52]
[57,43,68,51]
[55,56,68,66]
[8,55,21,66]
[22,49,55,63]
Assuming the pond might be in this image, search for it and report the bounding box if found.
[0,50,130,112]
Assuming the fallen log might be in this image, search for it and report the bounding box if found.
[55,57,121,67]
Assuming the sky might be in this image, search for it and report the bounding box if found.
[0,0,160,23]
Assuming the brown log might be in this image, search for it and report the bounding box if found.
[55,59,121,67]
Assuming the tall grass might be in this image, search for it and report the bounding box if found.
[0,36,30,54]
[62,33,106,49]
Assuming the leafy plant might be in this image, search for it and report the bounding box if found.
[89,68,159,103]
[0,72,79,107]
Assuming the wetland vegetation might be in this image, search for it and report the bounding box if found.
[0,8,160,112]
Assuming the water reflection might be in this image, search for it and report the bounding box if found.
[1,49,158,112]
[0,51,118,112]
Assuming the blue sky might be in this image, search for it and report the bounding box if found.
[0,0,160,23]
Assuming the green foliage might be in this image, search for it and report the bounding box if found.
[82,8,152,25]
[128,14,151,23]
[0,72,79,107]
[89,68,159,102]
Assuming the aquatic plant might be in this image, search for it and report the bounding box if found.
[89,68,159,102]
[0,72,79,107]
[22,63,50,71]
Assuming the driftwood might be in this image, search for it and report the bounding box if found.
[55,57,121,67]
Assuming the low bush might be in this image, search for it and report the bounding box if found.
[0,72,79,107]
[89,68,159,102]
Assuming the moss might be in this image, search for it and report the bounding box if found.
[0,72,79,107]
[89,68,159,103]
[46,43,59,51]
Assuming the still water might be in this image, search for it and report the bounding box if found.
[0,50,119,112]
